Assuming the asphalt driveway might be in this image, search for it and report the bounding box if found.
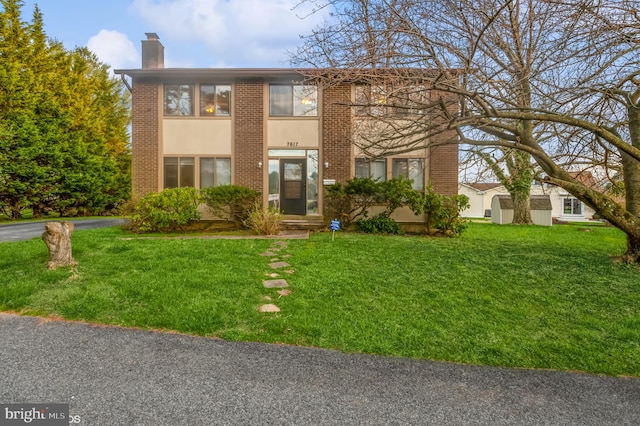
[1,313,639,425]
[0,218,125,242]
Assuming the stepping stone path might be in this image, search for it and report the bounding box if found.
[263,279,289,288]
[258,240,295,313]
[258,304,280,313]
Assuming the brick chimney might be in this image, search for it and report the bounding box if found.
[142,33,164,69]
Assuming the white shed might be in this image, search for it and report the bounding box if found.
[491,194,553,226]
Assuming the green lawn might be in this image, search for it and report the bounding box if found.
[1,222,638,377]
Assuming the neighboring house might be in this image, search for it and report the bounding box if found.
[459,173,598,222]
[115,34,458,220]
[458,183,507,218]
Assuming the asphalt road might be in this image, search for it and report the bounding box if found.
[0,218,125,242]
[1,313,639,425]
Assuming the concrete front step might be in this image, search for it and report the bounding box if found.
[281,219,326,231]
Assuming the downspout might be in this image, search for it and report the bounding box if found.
[120,73,132,93]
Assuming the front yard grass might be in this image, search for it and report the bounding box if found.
[1,222,638,377]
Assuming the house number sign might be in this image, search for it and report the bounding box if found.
[287,141,299,147]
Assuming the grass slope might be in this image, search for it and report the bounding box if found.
[1,223,638,376]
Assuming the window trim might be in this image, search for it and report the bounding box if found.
[163,84,195,117]
[164,156,232,189]
[269,84,318,117]
[199,84,232,117]
[164,83,233,118]
[355,84,429,117]
[354,157,426,189]
[355,158,387,181]
[562,197,583,215]
[392,158,425,190]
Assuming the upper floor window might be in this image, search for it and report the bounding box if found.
[200,84,231,116]
[269,85,318,117]
[164,84,194,116]
[355,84,428,117]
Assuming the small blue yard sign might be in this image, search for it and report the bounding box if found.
[330,219,341,241]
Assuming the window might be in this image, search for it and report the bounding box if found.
[164,84,194,116]
[355,84,429,116]
[164,157,194,188]
[200,158,231,188]
[355,158,386,181]
[563,198,582,215]
[164,157,230,189]
[392,158,424,190]
[200,85,231,116]
[269,85,318,117]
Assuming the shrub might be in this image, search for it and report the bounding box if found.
[357,212,403,234]
[435,194,470,236]
[129,187,201,233]
[379,176,415,215]
[243,203,283,235]
[407,185,443,235]
[407,186,470,236]
[324,177,380,227]
[200,185,260,225]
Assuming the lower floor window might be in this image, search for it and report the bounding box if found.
[355,157,425,189]
[392,158,424,190]
[164,157,231,189]
[355,158,386,181]
[200,158,231,188]
[563,197,582,215]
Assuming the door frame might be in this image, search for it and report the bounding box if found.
[279,158,307,215]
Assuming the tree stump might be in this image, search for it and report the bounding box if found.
[42,221,78,270]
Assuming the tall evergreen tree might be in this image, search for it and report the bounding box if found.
[0,0,130,219]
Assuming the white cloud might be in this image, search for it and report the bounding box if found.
[129,0,330,66]
[87,30,139,70]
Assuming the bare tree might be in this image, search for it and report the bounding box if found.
[293,0,640,262]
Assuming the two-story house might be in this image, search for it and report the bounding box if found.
[115,34,458,220]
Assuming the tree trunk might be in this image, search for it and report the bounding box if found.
[511,191,532,224]
[10,205,22,220]
[623,235,640,263]
[42,221,78,270]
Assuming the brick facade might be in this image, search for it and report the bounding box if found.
[429,133,459,196]
[122,71,459,216]
[131,83,159,199]
[322,85,352,185]
[233,79,264,192]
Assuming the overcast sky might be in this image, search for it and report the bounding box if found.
[20,0,330,70]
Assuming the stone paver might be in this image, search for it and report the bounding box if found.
[258,304,280,313]
[260,251,277,257]
[269,261,290,269]
[263,279,289,289]
[277,289,292,297]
